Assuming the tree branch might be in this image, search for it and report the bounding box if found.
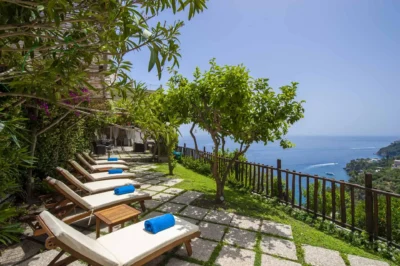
[221,143,251,185]
[36,110,72,136]
[189,122,200,153]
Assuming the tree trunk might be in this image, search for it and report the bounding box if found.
[26,132,37,202]
[215,179,225,203]
[211,141,224,203]
[168,160,173,175]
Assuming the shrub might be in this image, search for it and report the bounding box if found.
[0,203,23,246]
[181,157,212,176]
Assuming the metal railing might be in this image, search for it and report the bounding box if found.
[177,144,400,246]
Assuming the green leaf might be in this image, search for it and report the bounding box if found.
[148,47,156,72]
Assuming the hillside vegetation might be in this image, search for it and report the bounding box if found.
[377,141,400,157]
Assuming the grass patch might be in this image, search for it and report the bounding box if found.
[155,163,395,265]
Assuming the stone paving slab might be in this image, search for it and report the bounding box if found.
[260,220,293,239]
[215,246,256,266]
[143,199,163,210]
[141,211,165,220]
[224,227,257,249]
[157,202,186,214]
[0,240,43,266]
[176,238,218,261]
[140,184,152,189]
[152,193,176,202]
[134,177,148,183]
[198,221,226,241]
[261,254,301,266]
[134,172,153,178]
[179,206,209,220]
[139,174,159,180]
[155,177,171,182]
[146,185,169,192]
[260,236,297,261]
[348,255,389,266]
[171,191,204,205]
[159,178,184,187]
[164,188,185,195]
[143,179,163,185]
[166,258,199,266]
[143,190,159,196]
[144,255,165,266]
[204,210,234,225]
[176,215,200,225]
[302,245,346,266]
[18,250,83,266]
[230,214,261,231]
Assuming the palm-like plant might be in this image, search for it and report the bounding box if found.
[0,203,23,246]
[0,118,34,246]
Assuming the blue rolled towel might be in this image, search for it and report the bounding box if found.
[114,184,135,195]
[144,213,175,234]
[108,157,119,161]
[108,168,123,174]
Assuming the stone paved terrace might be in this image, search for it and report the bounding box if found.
[1,162,391,266]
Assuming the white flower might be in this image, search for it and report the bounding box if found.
[166,122,170,126]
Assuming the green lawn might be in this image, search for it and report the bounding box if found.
[154,163,395,266]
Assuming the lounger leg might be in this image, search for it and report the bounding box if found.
[51,256,78,266]
[140,201,146,212]
[184,240,193,256]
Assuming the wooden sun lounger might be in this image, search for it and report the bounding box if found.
[68,160,136,181]
[37,211,200,266]
[25,177,151,236]
[81,152,128,165]
[76,153,129,172]
[56,167,141,194]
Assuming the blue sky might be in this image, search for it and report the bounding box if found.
[126,0,400,136]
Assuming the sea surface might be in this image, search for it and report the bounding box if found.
[179,135,398,181]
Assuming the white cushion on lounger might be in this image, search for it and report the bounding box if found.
[90,171,136,181]
[82,153,127,165]
[91,164,129,171]
[83,190,149,209]
[56,167,86,189]
[97,216,199,266]
[93,159,127,165]
[84,179,139,193]
[39,211,120,266]
[48,178,93,209]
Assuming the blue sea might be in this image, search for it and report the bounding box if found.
[179,135,398,181]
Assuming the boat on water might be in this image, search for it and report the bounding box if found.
[326,172,335,176]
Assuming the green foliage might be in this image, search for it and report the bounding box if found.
[0,118,34,197]
[34,114,95,179]
[0,203,23,246]
[377,141,400,157]
[0,0,207,102]
[181,157,212,176]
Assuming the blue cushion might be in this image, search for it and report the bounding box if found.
[114,184,135,195]
[108,157,119,161]
[144,214,175,234]
[108,168,123,174]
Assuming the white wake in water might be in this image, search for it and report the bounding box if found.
[350,147,376,150]
[306,163,338,169]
